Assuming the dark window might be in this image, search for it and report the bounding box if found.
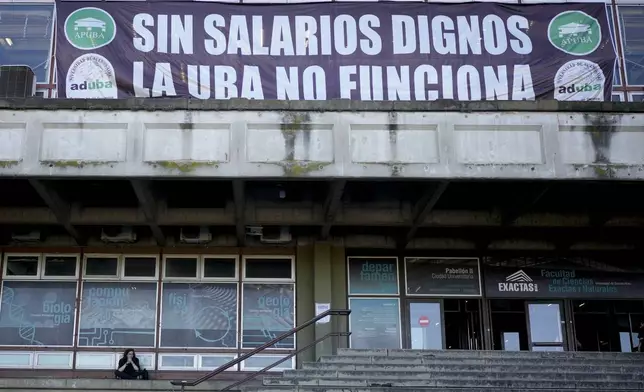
[619,6,644,85]
[5,255,39,276]
[165,257,198,278]
[245,258,292,279]
[85,256,118,276]
[203,257,236,278]
[44,256,77,277]
[123,257,157,277]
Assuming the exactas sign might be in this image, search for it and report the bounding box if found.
[485,266,644,299]
[55,2,616,100]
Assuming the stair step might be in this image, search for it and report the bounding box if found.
[321,355,644,365]
[337,349,643,360]
[262,377,644,389]
[304,362,644,372]
[247,388,644,392]
[283,369,644,381]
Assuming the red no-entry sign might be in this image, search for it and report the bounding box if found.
[419,316,430,327]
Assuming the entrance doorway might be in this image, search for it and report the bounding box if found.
[406,299,481,350]
[526,301,565,351]
[572,300,644,352]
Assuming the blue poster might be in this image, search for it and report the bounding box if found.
[242,284,294,349]
[161,283,237,348]
[79,282,157,347]
[0,281,76,346]
[349,298,401,349]
[348,257,399,295]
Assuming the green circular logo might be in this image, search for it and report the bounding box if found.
[64,7,116,50]
[548,11,601,56]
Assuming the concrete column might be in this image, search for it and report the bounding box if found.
[296,244,314,367]
[313,242,333,359]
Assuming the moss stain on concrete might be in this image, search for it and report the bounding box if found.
[41,160,112,168]
[277,160,330,176]
[149,160,220,173]
[0,160,20,168]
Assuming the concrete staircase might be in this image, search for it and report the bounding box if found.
[248,348,644,392]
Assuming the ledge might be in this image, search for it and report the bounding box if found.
[1,98,643,113]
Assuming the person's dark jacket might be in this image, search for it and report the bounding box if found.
[117,357,141,377]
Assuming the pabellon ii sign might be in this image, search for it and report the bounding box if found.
[55,1,616,100]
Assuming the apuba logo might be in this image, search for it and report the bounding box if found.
[548,11,601,56]
[64,7,116,50]
[498,270,539,292]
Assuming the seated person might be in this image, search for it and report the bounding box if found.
[115,349,149,380]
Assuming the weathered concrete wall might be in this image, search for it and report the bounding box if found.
[1,99,643,179]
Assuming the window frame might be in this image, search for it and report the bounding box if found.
[121,254,159,281]
[201,255,239,281]
[83,254,122,280]
[163,254,200,281]
[2,253,43,279]
[617,4,644,86]
[41,254,80,280]
[242,255,295,282]
[628,92,644,101]
[613,92,625,101]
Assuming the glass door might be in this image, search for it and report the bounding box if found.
[407,301,444,349]
[526,302,566,351]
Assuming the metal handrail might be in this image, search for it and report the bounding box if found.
[221,331,351,392]
[170,309,351,389]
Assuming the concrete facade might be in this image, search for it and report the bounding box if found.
[1,99,643,180]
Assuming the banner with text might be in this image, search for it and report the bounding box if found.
[55,2,615,101]
[485,266,644,299]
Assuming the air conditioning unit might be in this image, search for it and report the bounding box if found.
[260,226,292,244]
[180,226,212,244]
[101,226,137,243]
[0,66,36,98]
[11,230,41,242]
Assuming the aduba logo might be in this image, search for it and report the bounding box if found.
[548,10,601,56]
[64,7,116,50]
[66,53,118,99]
[554,60,605,102]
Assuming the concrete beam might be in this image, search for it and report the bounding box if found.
[2,206,644,229]
[501,184,551,226]
[402,181,449,247]
[232,180,246,246]
[27,180,82,244]
[130,180,166,246]
[320,180,347,239]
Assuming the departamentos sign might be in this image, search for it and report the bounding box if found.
[485,266,644,299]
[55,2,616,100]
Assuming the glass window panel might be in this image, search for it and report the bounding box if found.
[528,303,563,344]
[123,256,156,277]
[35,353,72,368]
[349,298,401,349]
[244,258,292,279]
[409,302,443,350]
[79,282,157,347]
[5,255,39,276]
[0,353,31,366]
[165,257,198,278]
[606,6,621,86]
[0,4,54,82]
[200,355,236,370]
[243,355,293,370]
[85,256,118,276]
[203,257,236,278]
[0,281,76,346]
[75,353,115,369]
[242,283,294,349]
[619,6,644,85]
[161,355,195,368]
[612,93,624,101]
[348,257,398,295]
[131,353,154,368]
[532,346,564,352]
[44,256,77,277]
[161,283,238,348]
[503,332,521,351]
